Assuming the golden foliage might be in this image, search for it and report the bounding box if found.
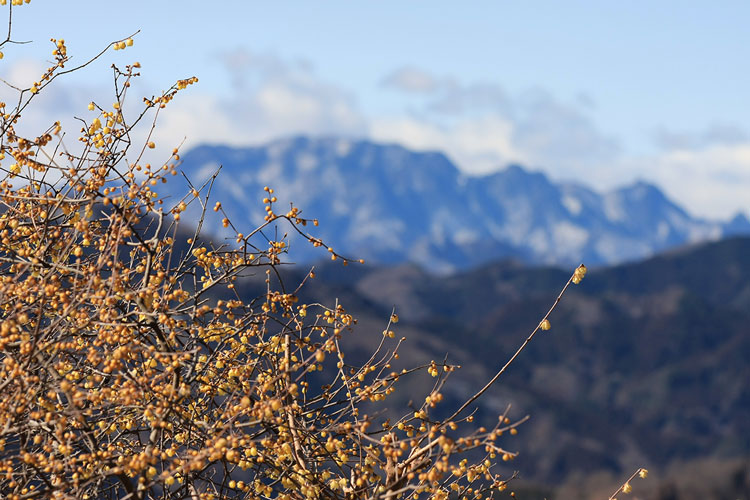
[0,5,590,500]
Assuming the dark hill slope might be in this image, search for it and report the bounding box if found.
[277,237,750,484]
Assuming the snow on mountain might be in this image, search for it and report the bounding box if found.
[167,136,750,271]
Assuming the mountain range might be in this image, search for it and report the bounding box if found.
[169,136,750,272]
[161,137,750,498]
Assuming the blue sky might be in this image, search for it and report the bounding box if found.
[3,1,750,218]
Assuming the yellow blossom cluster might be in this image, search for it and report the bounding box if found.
[0,7,593,500]
[609,468,649,500]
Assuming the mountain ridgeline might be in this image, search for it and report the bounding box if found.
[172,136,750,272]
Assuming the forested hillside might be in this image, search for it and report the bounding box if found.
[233,236,750,494]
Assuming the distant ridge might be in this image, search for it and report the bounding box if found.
[170,136,750,272]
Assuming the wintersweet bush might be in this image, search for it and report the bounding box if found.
[0,5,632,500]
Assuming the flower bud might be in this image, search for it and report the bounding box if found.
[573,264,587,284]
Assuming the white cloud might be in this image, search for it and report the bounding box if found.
[376,68,620,180]
[1,52,368,161]
[513,89,620,171]
[381,66,443,93]
[630,144,750,219]
[370,115,524,175]
[1,59,46,91]
[154,48,367,149]
[0,59,167,170]
[0,59,93,138]
[654,123,748,151]
[426,82,512,116]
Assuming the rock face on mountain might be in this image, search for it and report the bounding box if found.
[172,136,750,271]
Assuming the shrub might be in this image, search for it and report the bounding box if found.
[0,5,592,500]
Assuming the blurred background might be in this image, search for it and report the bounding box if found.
[4,2,749,498]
